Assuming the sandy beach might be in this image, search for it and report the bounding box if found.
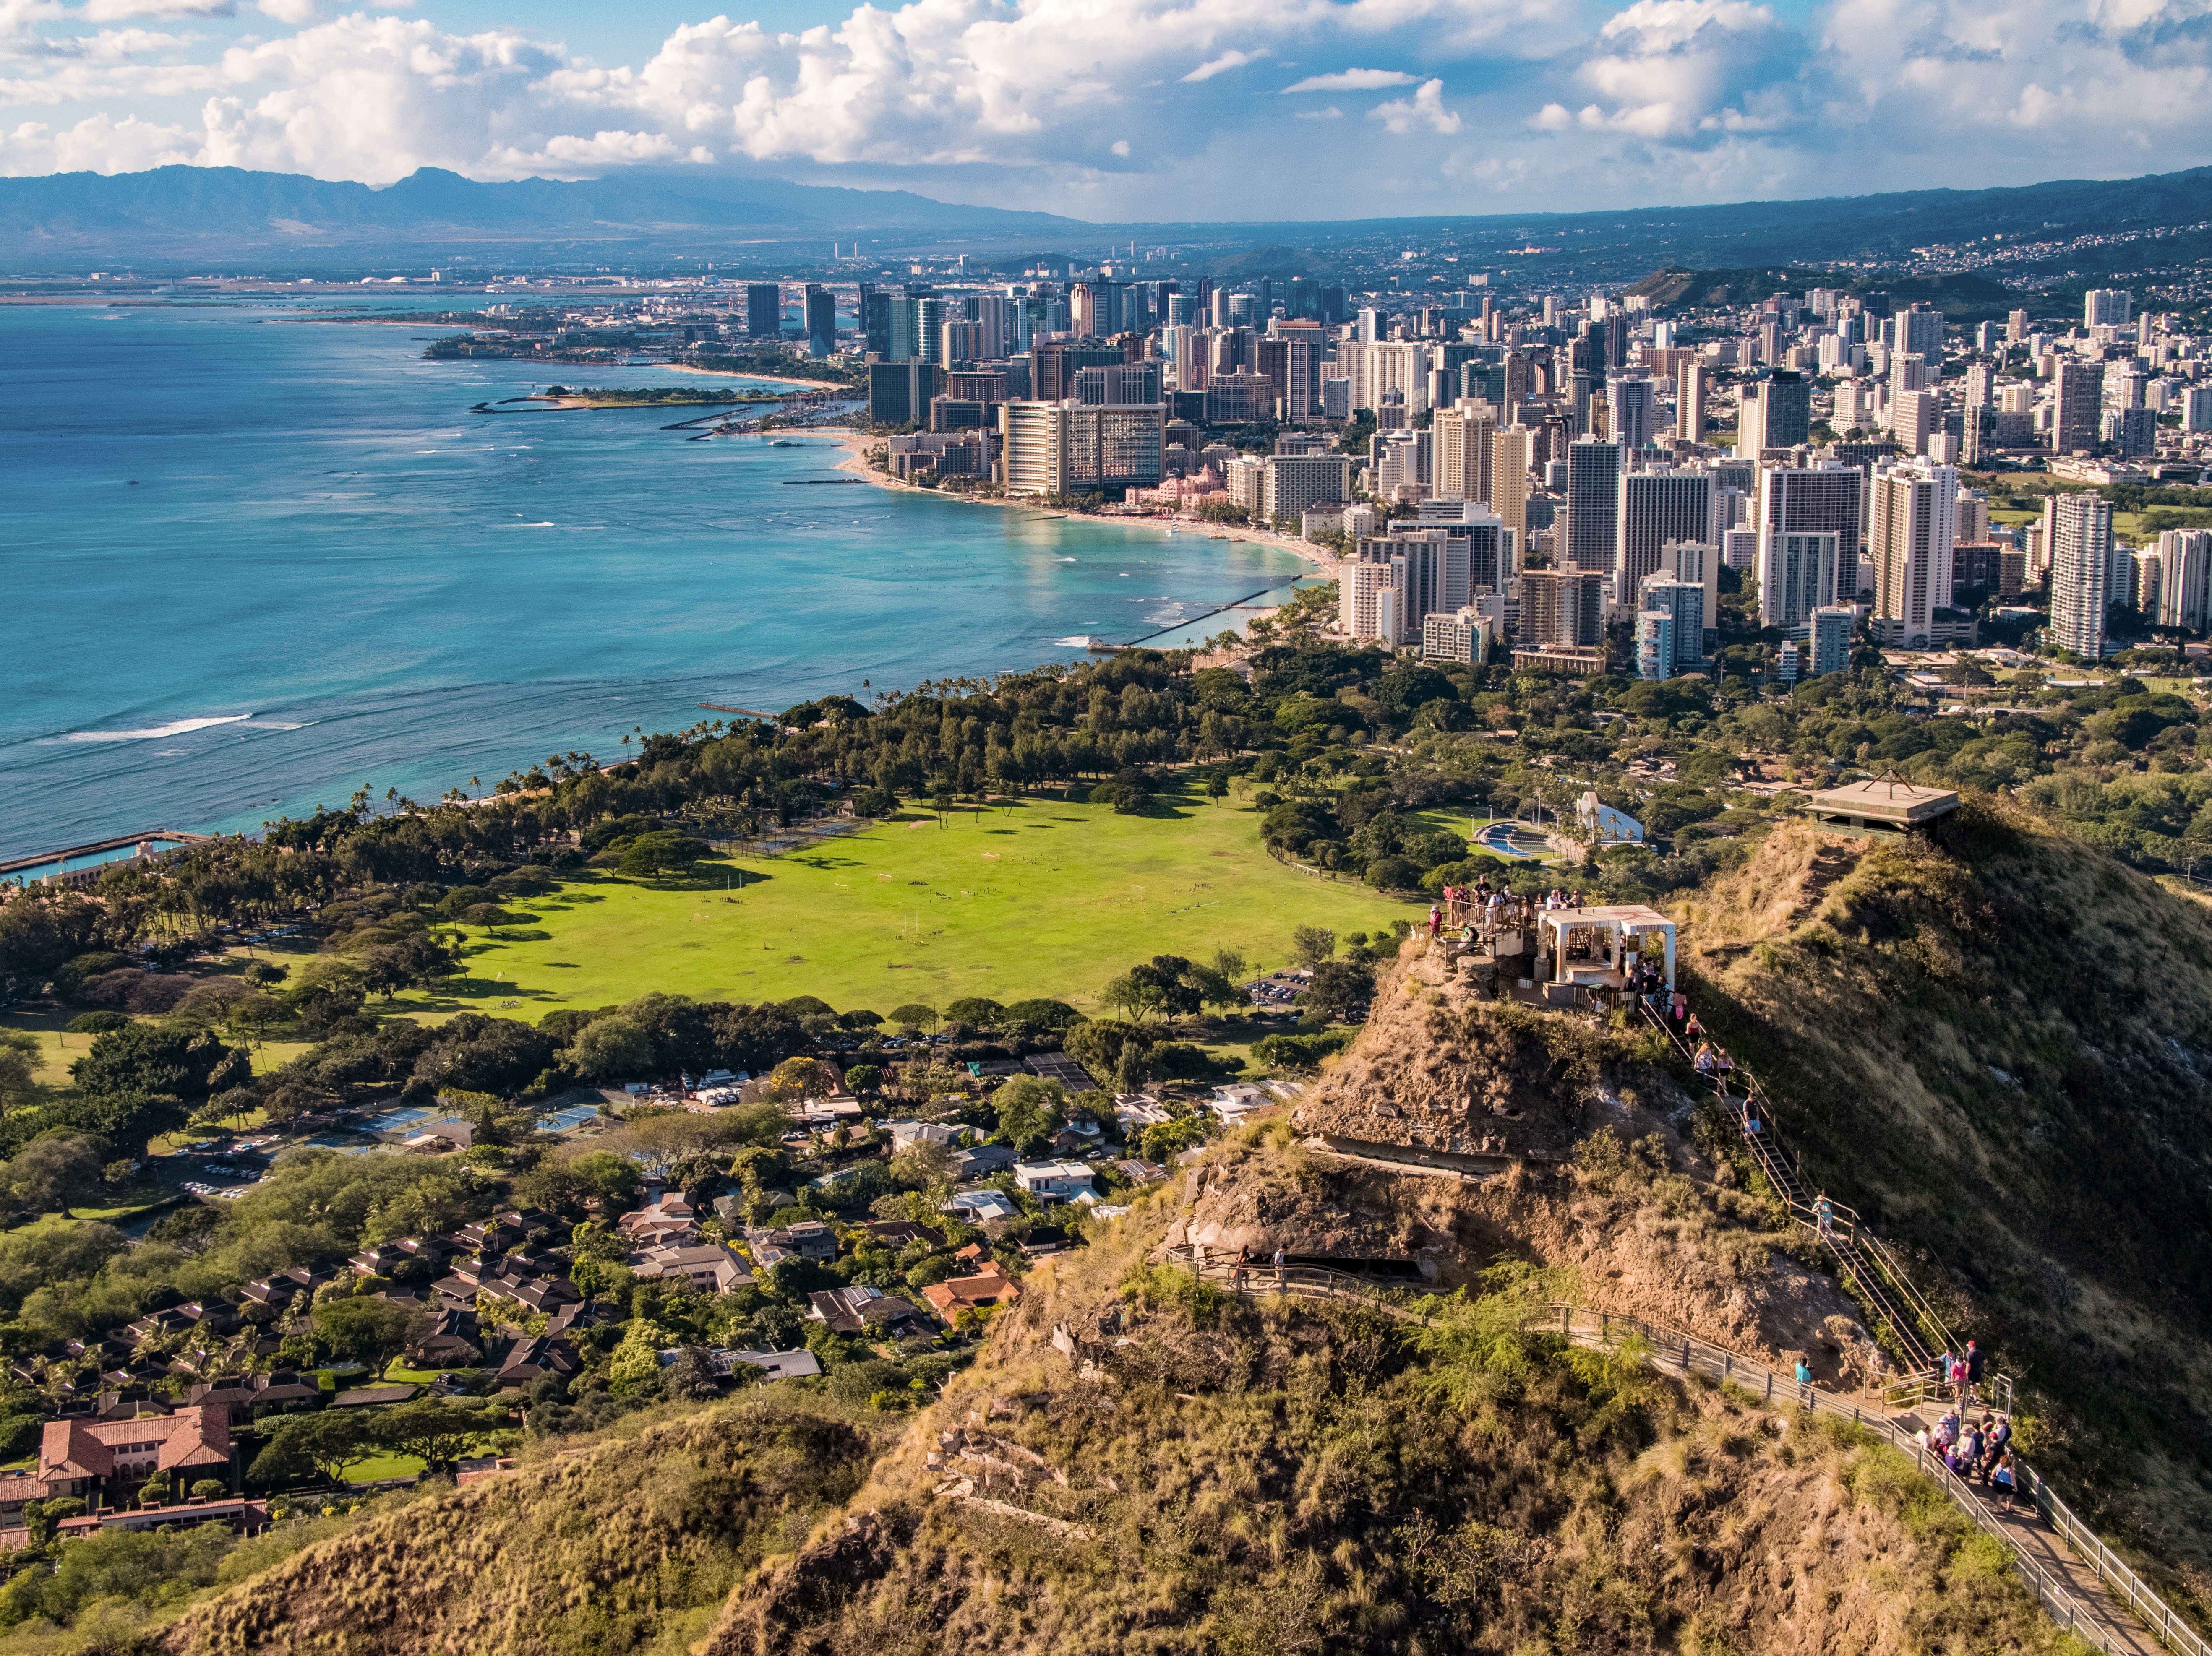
[813,426,1345,589]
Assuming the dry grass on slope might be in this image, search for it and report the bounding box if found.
[1673,801,2212,1613]
[155,1398,882,1656]
[698,1157,2087,1656]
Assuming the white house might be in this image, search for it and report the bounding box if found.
[885,1120,963,1148]
[1210,1083,1272,1124]
[1013,1162,1097,1202]
[947,1189,1021,1224]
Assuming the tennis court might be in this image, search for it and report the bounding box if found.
[360,1106,435,1135]
[538,1104,599,1133]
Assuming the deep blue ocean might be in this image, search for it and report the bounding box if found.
[0,297,1305,859]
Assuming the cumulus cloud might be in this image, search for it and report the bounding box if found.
[1280,66,1419,91]
[0,0,2208,212]
[1368,76,1460,133]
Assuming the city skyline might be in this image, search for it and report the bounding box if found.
[2,0,2208,221]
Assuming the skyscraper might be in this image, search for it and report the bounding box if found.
[2155,529,2212,631]
[1737,371,1810,457]
[803,285,836,358]
[2051,359,2105,455]
[1639,578,1706,669]
[1894,305,1944,361]
[1635,609,1675,681]
[1677,361,1710,442]
[1432,407,1495,505]
[1518,569,1607,648]
[1488,426,1532,557]
[1757,463,1865,626]
[746,283,782,340]
[1810,606,1855,677]
[2084,289,2134,329]
[1615,468,1713,609]
[1606,372,1656,450]
[1868,462,1960,650]
[1562,438,1622,577]
[2047,492,2113,658]
[1761,533,1843,634]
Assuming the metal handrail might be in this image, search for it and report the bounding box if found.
[1537,1304,2171,1656]
[1143,1247,2202,1654]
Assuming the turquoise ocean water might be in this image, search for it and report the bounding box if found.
[0,299,1307,858]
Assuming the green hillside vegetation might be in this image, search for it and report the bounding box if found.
[154,1398,880,1656]
[1676,804,2212,1622]
[122,1183,2079,1656]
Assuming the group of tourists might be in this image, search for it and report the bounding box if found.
[1919,1404,2022,1511]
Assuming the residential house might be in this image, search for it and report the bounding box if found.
[1014,1162,1096,1202]
[949,1143,1018,1178]
[720,1349,822,1383]
[946,1189,1020,1224]
[1015,1226,1072,1259]
[238,1265,335,1311]
[1025,1052,1093,1089]
[347,1242,417,1278]
[863,1221,945,1249]
[625,1243,753,1294]
[331,1383,419,1408]
[1210,1083,1272,1123]
[616,1188,700,1247]
[91,1390,167,1423]
[884,1120,962,1148]
[183,1371,321,1419]
[406,1308,481,1366]
[1048,1120,1103,1156]
[1114,1159,1169,1185]
[804,1285,932,1339]
[743,1220,837,1263]
[918,1262,1022,1324]
[490,1336,579,1387]
[1113,1093,1171,1128]
[38,1407,233,1501]
[53,1497,269,1541]
[0,1476,52,1526]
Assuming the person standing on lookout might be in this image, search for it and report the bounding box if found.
[1273,1244,1286,1288]
[1814,1193,1836,1239]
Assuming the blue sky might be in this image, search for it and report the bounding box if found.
[3,0,2205,220]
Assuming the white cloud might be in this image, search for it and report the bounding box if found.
[0,0,2208,215]
[1181,48,1266,82]
[1280,66,1418,91]
[1368,76,1460,133]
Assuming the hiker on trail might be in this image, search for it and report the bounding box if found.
[1794,1357,1813,1406]
[1743,1102,1762,1138]
[1671,992,1688,1027]
[1949,1352,1971,1399]
[1684,1012,1704,1042]
[1960,1420,1985,1474]
[1695,1043,1719,1076]
[1991,1450,2019,1511]
[1273,1245,1287,1288]
[1713,1049,1736,1081]
[1231,1245,1251,1293]
[1964,1339,1985,1403]
[1814,1193,1836,1239]
[1937,1406,1961,1448]
[1429,905,1444,938]
[1986,1414,2011,1464]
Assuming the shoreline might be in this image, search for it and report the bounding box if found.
[811,426,1344,593]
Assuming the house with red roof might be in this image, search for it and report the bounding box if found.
[38,1406,233,1502]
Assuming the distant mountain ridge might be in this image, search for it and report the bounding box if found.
[0,164,1085,258]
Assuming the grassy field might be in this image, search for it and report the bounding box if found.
[410,793,1410,1019]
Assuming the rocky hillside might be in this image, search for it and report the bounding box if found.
[692,1172,2073,1656]
[1676,801,2212,1615]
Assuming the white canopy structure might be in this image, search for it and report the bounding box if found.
[1537,904,1677,991]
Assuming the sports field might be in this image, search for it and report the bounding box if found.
[435,793,1410,1018]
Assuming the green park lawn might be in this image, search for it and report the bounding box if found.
[407,792,1410,1019]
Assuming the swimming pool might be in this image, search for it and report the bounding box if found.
[1473,820,1553,860]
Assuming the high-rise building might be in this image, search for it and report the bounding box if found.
[1488,426,1532,557]
[746,283,782,340]
[1031,340,1126,403]
[1432,407,1495,506]
[2050,358,2105,455]
[1894,305,1944,361]
[1518,568,1607,648]
[1677,361,1710,442]
[2046,492,2113,658]
[1891,389,1940,456]
[998,401,1166,497]
[1757,463,1865,627]
[2084,289,2134,329]
[2183,385,2212,433]
[1339,530,1472,643]
[1562,438,1622,576]
[1606,372,1656,450]
[1761,532,1843,633]
[1615,467,1713,609]
[1868,461,1960,649]
[2154,529,2212,631]
[1810,606,1855,677]
[1635,609,1675,681]
[1737,371,1811,457]
[867,362,941,426]
[1261,454,1354,524]
[1639,577,1706,669]
[1072,362,1161,406]
[803,285,837,358]
[1340,558,1401,645]
[2006,308,2029,342]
